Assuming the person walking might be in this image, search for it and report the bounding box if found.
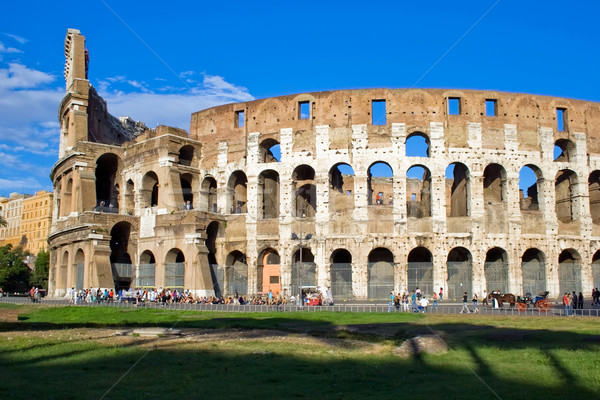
[577,292,584,310]
[460,292,470,314]
[472,293,479,313]
[432,292,438,310]
[439,287,444,302]
[482,289,488,306]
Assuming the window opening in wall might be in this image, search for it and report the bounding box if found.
[407,165,431,218]
[448,97,460,115]
[485,99,497,117]
[411,193,416,201]
[299,101,310,120]
[405,132,430,157]
[554,139,575,162]
[556,108,566,132]
[372,100,386,125]
[368,162,393,206]
[235,110,245,128]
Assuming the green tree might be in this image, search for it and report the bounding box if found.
[0,244,31,293]
[30,249,50,290]
[0,215,6,227]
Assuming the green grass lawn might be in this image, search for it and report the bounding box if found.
[1,304,599,399]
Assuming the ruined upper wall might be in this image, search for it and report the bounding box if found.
[190,89,600,158]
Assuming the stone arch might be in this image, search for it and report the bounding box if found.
[178,145,194,166]
[592,250,600,290]
[165,248,185,288]
[484,247,509,294]
[292,164,316,217]
[406,165,431,218]
[59,249,69,293]
[447,247,472,300]
[519,164,543,211]
[521,248,546,296]
[258,248,280,295]
[554,138,576,162]
[110,221,133,290]
[180,173,194,208]
[558,249,582,294]
[407,247,433,296]
[74,249,85,290]
[292,246,316,295]
[64,177,73,215]
[124,179,135,214]
[258,169,279,219]
[329,163,355,215]
[367,247,394,300]
[206,221,223,296]
[555,169,579,223]
[226,250,247,296]
[446,162,470,217]
[95,153,122,209]
[589,171,600,224]
[142,171,159,208]
[259,138,281,163]
[330,248,353,300]
[200,176,217,212]
[405,131,430,157]
[367,161,393,206]
[227,170,247,214]
[138,250,156,287]
[483,163,507,204]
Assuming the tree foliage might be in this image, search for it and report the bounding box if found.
[31,249,50,290]
[0,244,31,293]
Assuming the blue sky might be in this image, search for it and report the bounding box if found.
[1,0,599,195]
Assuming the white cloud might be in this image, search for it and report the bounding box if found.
[0,41,21,54]
[2,33,28,44]
[0,63,55,89]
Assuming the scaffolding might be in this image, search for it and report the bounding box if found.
[368,261,394,300]
[330,263,353,300]
[407,262,434,296]
[447,262,472,301]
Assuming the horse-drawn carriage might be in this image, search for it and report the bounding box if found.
[515,291,552,312]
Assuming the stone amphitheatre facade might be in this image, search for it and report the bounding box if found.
[48,29,600,300]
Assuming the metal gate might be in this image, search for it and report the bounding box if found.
[594,263,600,290]
[136,263,156,287]
[559,262,582,294]
[165,262,185,288]
[330,263,353,300]
[228,263,248,295]
[367,261,394,300]
[210,264,224,298]
[521,260,545,296]
[407,262,433,296]
[447,261,472,301]
[291,262,317,298]
[76,262,84,290]
[485,261,508,294]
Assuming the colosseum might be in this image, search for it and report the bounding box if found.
[48,29,600,301]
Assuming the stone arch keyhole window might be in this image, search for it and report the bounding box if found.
[330,249,353,300]
[519,165,542,211]
[138,250,156,287]
[178,145,194,166]
[407,247,433,296]
[554,139,576,162]
[484,247,508,294]
[165,248,185,288]
[445,162,470,217]
[227,171,248,214]
[367,162,393,206]
[142,171,159,208]
[206,221,223,297]
[226,250,248,296]
[329,163,355,214]
[446,247,472,301]
[258,169,280,219]
[555,169,578,223]
[259,138,281,163]
[110,221,133,290]
[405,132,430,157]
[200,177,217,212]
[558,249,582,295]
[96,153,121,210]
[367,247,394,300]
[521,248,546,296]
[180,173,193,208]
[406,165,431,218]
[589,171,600,224]
[292,165,316,217]
[258,248,280,295]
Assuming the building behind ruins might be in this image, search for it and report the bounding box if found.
[48,29,600,300]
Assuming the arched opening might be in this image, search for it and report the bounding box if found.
[138,250,156,287]
[258,170,279,219]
[406,165,431,218]
[292,247,316,296]
[178,145,194,166]
[558,249,582,294]
[180,173,193,208]
[200,177,217,213]
[589,171,600,224]
[62,178,73,215]
[555,169,578,223]
[367,247,394,300]
[124,179,134,215]
[405,132,430,157]
[446,163,470,217]
[259,138,281,163]
[519,165,541,211]
[110,221,133,290]
[258,248,280,295]
[95,153,121,209]
[59,250,69,292]
[292,165,316,217]
[142,171,159,208]
[329,163,355,213]
[554,139,576,162]
[206,221,223,297]
[74,249,84,291]
[330,249,353,300]
[592,251,600,290]
[483,163,506,204]
[226,250,247,296]
[367,162,393,206]
[227,171,247,214]
[521,249,546,296]
[407,247,433,296]
[165,248,185,288]
[484,247,508,294]
[447,247,472,300]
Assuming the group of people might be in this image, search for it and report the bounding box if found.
[562,289,600,315]
[388,288,441,313]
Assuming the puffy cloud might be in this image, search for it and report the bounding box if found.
[0,63,55,90]
[0,41,21,54]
